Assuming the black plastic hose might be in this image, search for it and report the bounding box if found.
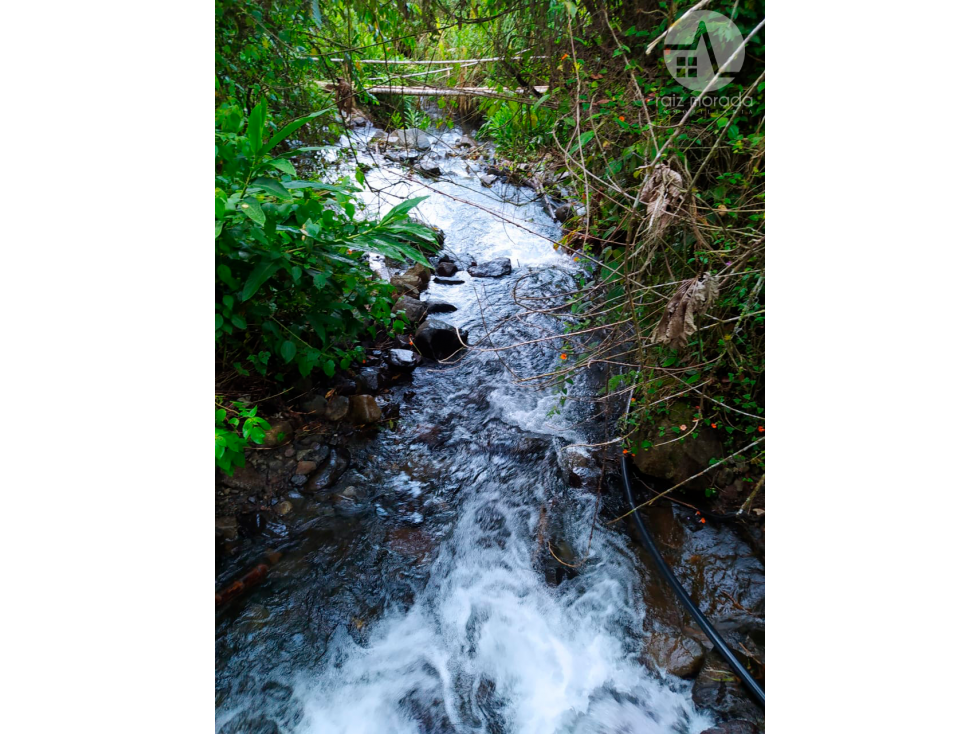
[620,397,765,706]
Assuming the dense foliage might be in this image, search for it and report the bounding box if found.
[214,0,766,491]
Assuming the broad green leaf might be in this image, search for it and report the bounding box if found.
[280,340,297,363]
[240,198,266,226]
[249,177,291,199]
[248,98,268,156]
[259,110,327,158]
[268,158,297,176]
[216,313,224,329]
[241,260,281,301]
[569,130,595,153]
[215,221,224,238]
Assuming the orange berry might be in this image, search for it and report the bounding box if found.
[700,518,706,524]
[758,426,765,432]
[622,448,628,454]
[618,116,625,121]
[560,353,568,360]
[711,423,717,428]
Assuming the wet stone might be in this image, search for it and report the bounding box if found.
[468,258,512,278]
[325,395,350,421]
[349,395,382,424]
[701,723,760,734]
[394,295,428,323]
[263,420,294,447]
[434,277,465,285]
[414,319,469,360]
[295,460,317,476]
[435,261,458,276]
[386,349,423,371]
[424,299,457,314]
[644,631,705,678]
[304,446,350,493]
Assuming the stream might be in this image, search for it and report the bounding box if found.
[216,120,716,733]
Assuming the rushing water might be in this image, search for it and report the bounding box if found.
[216,121,713,733]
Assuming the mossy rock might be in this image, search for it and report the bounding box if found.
[632,403,724,491]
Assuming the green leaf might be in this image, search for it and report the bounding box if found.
[249,177,291,199]
[241,260,281,301]
[259,110,327,159]
[216,313,224,330]
[268,158,297,176]
[569,130,595,153]
[280,340,297,363]
[248,98,268,156]
[231,315,246,329]
[240,198,266,226]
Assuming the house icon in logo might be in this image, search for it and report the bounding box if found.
[664,12,744,92]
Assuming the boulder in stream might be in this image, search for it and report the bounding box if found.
[468,258,512,278]
[386,348,423,371]
[349,394,383,424]
[387,127,431,150]
[424,299,457,314]
[643,631,705,678]
[414,318,468,360]
[390,263,431,296]
[394,295,428,323]
[435,260,458,276]
[479,173,498,187]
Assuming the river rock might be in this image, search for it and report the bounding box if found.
[417,160,441,178]
[435,260,458,276]
[691,652,763,723]
[325,395,350,421]
[215,516,238,541]
[391,263,431,296]
[480,173,498,187]
[349,395,382,424]
[274,500,293,516]
[300,394,328,416]
[263,420,293,447]
[701,721,759,734]
[434,277,465,285]
[456,134,476,148]
[387,127,431,150]
[295,460,317,476]
[331,484,369,515]
[394,295,428,323]
[414,319,468,360]
[304,446,350,493]
[387,527,434,561]
[554,202,573,222]
[424,299,457,314]
[387,349,423,371]
[355,366,389,394]
[468,258,512,278]
[644,631,705,678]
[632,403,724,491]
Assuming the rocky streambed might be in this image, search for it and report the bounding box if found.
[215,115,764,733]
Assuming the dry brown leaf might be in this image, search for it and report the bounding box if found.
[638,164,684,238]
[652,274,719,349]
